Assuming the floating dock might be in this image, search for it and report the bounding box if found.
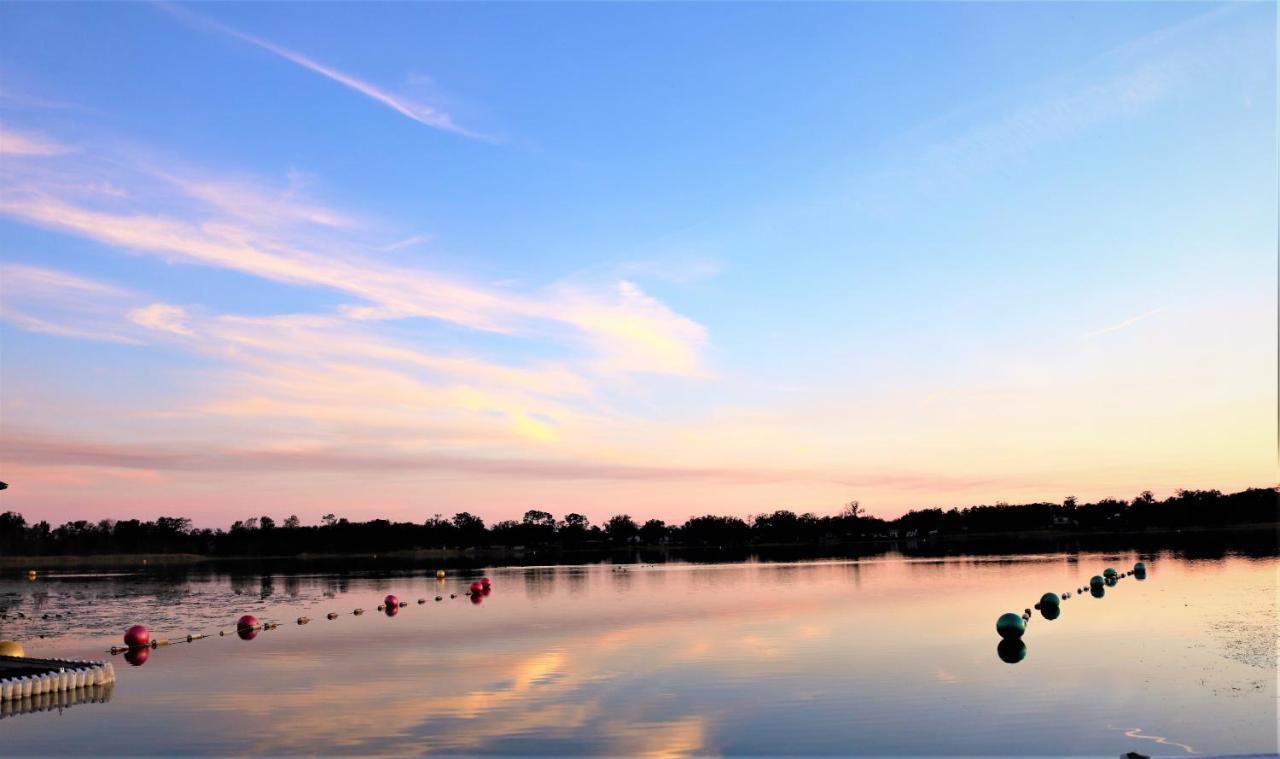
[0,654,115,701]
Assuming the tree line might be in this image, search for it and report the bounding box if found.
[0,487,1274,557]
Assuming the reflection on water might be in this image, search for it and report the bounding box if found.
[997,638,1028,664]
[0,550,1275,755]
[0,683,113,720]
[1108,725,1198,755]
[123,646,148,667]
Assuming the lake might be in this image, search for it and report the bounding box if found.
[1,550,1276,756]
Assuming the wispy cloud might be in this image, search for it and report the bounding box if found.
[619,257,723,285]
[0,125,73,156]
[0,263,140,343]
[0,427,1007,493]
[0,262,128,297]
[0,144,710,377]
[1082,307,1166,339]
[157,4,491,141]
[129,302,194,336]
[861,4,1259,209]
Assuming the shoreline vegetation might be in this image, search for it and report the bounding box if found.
[1,522,1277,570]
[1,486,1275,567]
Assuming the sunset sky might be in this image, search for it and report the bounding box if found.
[1,2,1274,527]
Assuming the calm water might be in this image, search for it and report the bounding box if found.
[1,551,1276,756]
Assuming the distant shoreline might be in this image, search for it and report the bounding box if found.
[4,521,1274,570]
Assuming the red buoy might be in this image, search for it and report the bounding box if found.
[124,624,150,648]
[470,591,483,605]
[470,581,484,594]
[237,614,258,631]
[124,646,150,666]
[384,594,399,608]
[481,577,491,587]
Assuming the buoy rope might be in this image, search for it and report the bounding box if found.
[998,562,1147,643]
[97,573,490,660]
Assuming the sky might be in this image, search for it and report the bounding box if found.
[0,2,1275,528]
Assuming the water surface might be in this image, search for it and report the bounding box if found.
[1,551,1275,755]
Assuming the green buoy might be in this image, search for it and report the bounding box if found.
[1039,592,1060,608]
[996,612,1026,639]
[1089,575,1104,587]
[1103,567,1118,579]
[1133,562,1146,572]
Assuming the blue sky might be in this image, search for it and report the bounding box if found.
[1,2,1274,526]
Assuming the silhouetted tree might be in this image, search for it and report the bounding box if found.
[0,487,1273,557]
[451,512,486,545]
[639,519,669,544]
[604,514,639,545]
[559,513,591,546]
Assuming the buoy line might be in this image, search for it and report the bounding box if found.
[995,561,1148,657]
[94,573,493,666]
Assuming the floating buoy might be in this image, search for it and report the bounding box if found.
[450,593,457,599]
[26,570,36,580]
[996,612,1025,639]
[1103,567,1117,579]
[417,598,426,605]
[297,617,310,625]
[481,577,491,588]
[236,615,259,640]
[124,646,149,666]
[327,612,339,620]
[1089,575,1104,588]
[353,609,364,615]
[384,604,399,617]
[0,640,24,657]
[470,581,485,594]
[384,594,399,608]
[1039,592,1060,608]
[435,596,443,602]
[436,570,446,580]
[124,625,150,649]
